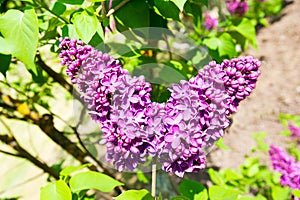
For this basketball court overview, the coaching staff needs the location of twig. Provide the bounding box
[0,149,19,157]
[106,0,130,17]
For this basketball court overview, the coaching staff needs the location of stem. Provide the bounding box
[151,161,157,197]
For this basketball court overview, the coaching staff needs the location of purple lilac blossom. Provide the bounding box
[59,37,261,177]
[269,145,300,190]
[204,12,218,30]
[288,122,300,140]
[226,0,249,17]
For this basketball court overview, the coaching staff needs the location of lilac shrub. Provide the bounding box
[269,145,300,190]
[59,37,261,177]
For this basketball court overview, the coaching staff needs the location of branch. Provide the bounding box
[36,53,82,102]
[0,134,60,179]
[106,0,130,17]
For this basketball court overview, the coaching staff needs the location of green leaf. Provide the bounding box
[136,170,149,184]
[0,53,11,77]
[52,2,66,16]
[60,164,92,177]
[216,138,230,151]
[62,24,80,39]
[247,163,259,177]
[178,179,207,200]
[252,132,269,152]
[292,189,300,198]
[72,10,98,43]
[217,33,237,58]
[114,0,149,28]
[0,9,38,74]
[238,195,267,200]
[208,168,226,186]
[40,180,72,200]
[58,0,84,5]
[171,0,187,11]
[203,37,220,50]
[154,0,180,21]
[224,169,242,181]
[69,171,124,193]
[203,33,236,58]
[115,189,154,200]
[209,186,240,200]
[271,186,290,200]
[194,189,208,200]
[233,18,257,49]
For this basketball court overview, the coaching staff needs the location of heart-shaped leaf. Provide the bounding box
[72,10,98,43]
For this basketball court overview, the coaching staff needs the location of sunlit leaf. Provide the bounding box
[115,189,153,200]
[233,18,257,49]
[271,186,290,200]
[40,180,72,200]
[209,186,240,200]
[69,171,124,193]
[60,164,92,177]
[72,10,98,43]
[0,9,38,74]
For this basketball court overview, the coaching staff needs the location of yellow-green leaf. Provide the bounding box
[0,9,38,74]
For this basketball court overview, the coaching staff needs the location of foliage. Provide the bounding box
[40,164,124,200]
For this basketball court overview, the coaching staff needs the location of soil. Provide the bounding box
[208,0,300,169]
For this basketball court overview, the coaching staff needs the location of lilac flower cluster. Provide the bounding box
[204,12,218,30]
[269,145,300,190]
[226,0,249,17]
[288,122,300,141]
[59,37,261,177]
